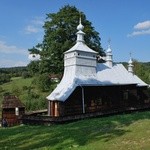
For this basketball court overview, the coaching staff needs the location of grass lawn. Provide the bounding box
[1,77,33,92]
[0,111,150,150]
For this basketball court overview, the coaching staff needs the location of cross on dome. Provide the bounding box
[128,52,134,74]
[76,16,85,43]
[107,38,112,53]
[77,17,84,31]
[108,38,111,46]
[128,52,133,64]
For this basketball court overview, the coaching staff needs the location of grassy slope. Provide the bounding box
[1,77,32,91]
[0,77,32,110]
[0,111,150,150]
[0,77,50,114]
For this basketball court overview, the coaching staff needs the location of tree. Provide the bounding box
[29,5,104,74]
[133,60,150,84]
[28,43,41,55]
[11,84,22,97]
[35,73,52,92]
[22,71,31,79]
[0,86,3,93]
[0,74,11,84]
[27,61,40,76]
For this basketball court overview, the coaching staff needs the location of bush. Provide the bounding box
[11,84,22,96]
[0,86,3,93]
[22,86,28,91]
[0,74,11,84]
[3,92,11,96]
[35,73,52,92]
[25,92,47,111]
[22,71,31,79]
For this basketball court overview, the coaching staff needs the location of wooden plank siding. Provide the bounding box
[48,85,150,117]
[22,104,150,125]
[1,95,25,126]
[2,108,25,126]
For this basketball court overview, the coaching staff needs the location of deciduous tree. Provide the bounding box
[28,5,104,74]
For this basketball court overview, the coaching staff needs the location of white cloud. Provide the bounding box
[0,40,27,55]
[25,25,39,34]
[31,17,44,26]
[127,29,150,37]
[0,40,29,67]
[28,54,40,61]
[0,59,28,68]
[24,17,44,34]
[128,20,150,37]
[134,20,150,30]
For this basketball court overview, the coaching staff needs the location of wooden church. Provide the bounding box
[47,19,149,117]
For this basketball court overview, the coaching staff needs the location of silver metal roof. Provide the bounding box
[47,62,147,101]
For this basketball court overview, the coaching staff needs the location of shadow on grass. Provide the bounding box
[0,111,149,150]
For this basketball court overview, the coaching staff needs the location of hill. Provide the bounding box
[0,111,150,150]
[0,77,51,113]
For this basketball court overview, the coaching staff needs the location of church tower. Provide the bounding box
[64,18,98,77]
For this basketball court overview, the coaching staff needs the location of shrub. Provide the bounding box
[22,71,31,79]
[35,73,52,92]
[11,84,22,96]
[25,93,47,111]
[0,86,3,93]
[22,86,29,91]
[0,74,11,84]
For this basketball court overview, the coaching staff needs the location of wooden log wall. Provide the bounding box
[2,108,25,126]
[48,101,64,117]
[48,85,149,117]
[22,103,150,125]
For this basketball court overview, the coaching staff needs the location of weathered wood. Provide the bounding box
[1,95,25,127]
[25,109,47,116]
[22,104,150,125]
[48,85,150,117]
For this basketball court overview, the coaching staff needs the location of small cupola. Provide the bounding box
[128,54,134,75]
[106,39,113,67]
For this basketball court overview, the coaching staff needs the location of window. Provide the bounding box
[97,98,102,105]
[123,91,128,100]
[15,107,19,116]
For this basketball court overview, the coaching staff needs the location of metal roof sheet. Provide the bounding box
[65,42,98,54]
[47,63,147,102]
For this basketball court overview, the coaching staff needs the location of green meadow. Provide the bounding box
[0,111,150,150]
[0,77,50,112]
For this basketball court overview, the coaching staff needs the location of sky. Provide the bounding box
[0,0,150,68]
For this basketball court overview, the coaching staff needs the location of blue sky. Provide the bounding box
[0,0,150,68]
